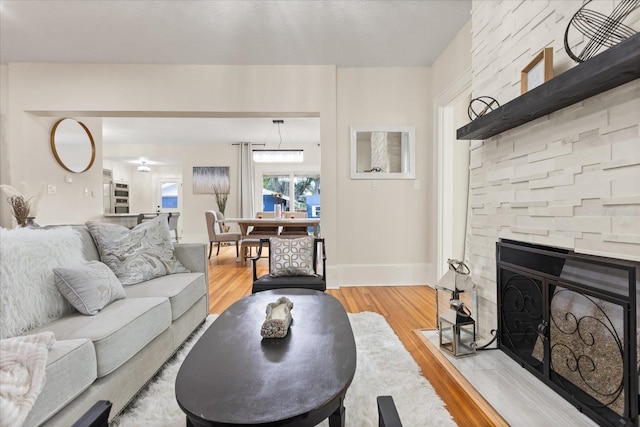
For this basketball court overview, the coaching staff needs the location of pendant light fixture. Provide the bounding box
[253,120,304,163]
[137,161,150,173]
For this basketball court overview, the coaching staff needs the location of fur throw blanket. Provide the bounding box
[0,332,55,427]
[0,226,85,339]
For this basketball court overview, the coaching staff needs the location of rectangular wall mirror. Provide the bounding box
[350,126,416,179]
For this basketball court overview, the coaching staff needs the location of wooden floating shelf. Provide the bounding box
[457,33,640,141]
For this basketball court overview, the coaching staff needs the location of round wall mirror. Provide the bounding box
[50,118,96,173]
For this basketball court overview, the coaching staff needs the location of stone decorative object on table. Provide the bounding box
[260,297,293,339]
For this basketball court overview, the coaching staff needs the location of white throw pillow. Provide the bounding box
[0,227,85,339]
[54,261,126,315]
[86,215,189,285]
[269,236,316,277]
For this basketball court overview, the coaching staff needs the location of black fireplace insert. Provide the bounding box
[497,239,639,426]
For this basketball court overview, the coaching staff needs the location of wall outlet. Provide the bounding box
[413,179,421,190]
[84,187,89,197]
[47,184,56,195]
[65,175,73,184]
[372,180,381,191]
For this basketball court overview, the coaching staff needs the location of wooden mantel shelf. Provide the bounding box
[456,33,640,141]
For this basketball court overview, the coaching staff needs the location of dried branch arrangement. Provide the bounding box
[212,182,230,215]
[0,184,42,227]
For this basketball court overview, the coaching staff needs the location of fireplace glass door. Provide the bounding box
[496,239,638,427]
[548,286,626,417]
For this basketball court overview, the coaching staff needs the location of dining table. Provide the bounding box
[223,217,321,264]
[225,217,321,239]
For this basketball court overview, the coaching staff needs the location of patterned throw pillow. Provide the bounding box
[86,215,189,285]
[269,236,315,277]
[54,261,126,315]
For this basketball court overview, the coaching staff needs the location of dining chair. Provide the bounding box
[237,213,276,265]
[280,211,309,236]
[205,211,240,259]
[137,213,159,224]
[167,212,180,242]
[240,236,263,265]
[138,212,180,242]
[251,236,326,294]
[248,211,279,236]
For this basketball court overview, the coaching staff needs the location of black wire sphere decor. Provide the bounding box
[467,96,500,121]
[564,0,639,63]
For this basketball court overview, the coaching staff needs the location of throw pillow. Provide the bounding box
[269,236,315,277]
[0,226,85,339]
[86,215,189,286]
[54,261,126,315]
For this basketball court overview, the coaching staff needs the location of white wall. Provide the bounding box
[0,65,11,224]
[431,20,472,93]
[1,20,480,289]
[336,67,433,285]
[2,62,451,287]
[2,63,338,266]
[468,0,640,336]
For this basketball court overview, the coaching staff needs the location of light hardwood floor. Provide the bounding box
[207,244,496,426]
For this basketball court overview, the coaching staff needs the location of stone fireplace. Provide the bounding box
[465,75,640,340]
[453,1,639,424]
[465,4,640,343]
[463,61,640,426]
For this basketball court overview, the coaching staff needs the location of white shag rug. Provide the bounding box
[112,312,456,427]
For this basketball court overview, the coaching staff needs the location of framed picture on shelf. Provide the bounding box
[521,47,553,94]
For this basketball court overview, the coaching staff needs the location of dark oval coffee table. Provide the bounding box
[175,289,357,427]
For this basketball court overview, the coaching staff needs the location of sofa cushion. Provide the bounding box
[54,261,126,315]
[86,216,189,286]
[0,227,85,339]
[29,297,171,377]
[24,339,96,427]
[124,272,206,321]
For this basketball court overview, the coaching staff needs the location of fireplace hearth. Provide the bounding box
[496,239,639,426]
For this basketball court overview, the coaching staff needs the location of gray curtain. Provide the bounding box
[238,142,255,218]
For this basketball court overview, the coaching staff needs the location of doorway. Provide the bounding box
[156,178,182,214]
[435,70,471,280]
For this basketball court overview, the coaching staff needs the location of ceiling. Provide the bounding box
[102,116,321,166]
[1,0,471,166]
[1,1,471,66]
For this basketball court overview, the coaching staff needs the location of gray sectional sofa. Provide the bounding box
[19,225,209,426]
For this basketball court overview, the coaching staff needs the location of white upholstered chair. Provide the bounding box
[205,211,240,259]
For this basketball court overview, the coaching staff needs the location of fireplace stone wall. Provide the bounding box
[467,0,640,337]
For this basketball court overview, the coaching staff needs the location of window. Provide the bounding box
[261,174,320,216]
[293,175,320,213]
